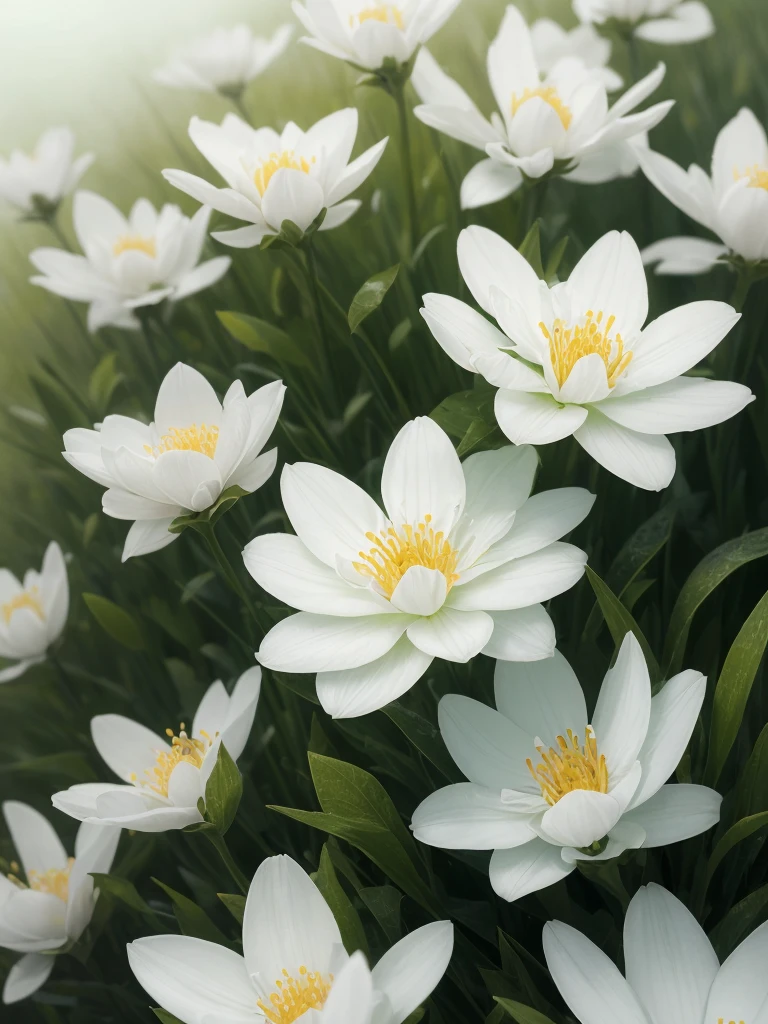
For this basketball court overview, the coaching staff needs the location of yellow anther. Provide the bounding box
[539,309,632,390]
[144,423,219,459]
[132,724,215,798]
[254,151,316,196]
[352,4,404,29]
[353,513,460,598]
[28,858,76,903]
[512,86,572,130]
[258,967,334,1024]
[527,727,609,806]
[2,586,45,624]
[113,235,157,258]
[734,162,768,191]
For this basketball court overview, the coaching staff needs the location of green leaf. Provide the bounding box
[430,383,496,442]
[82,593,145,651]
[169,485,249,534]
[89,873,161,926]
[737,723,768,817]
[359,885,402,944]
[204,743,243,835]
[705,589,768,785]
[217,311,310,368]
[88,352,123,412]
[662,526,768,675]
[705,811,768,888]
[585,568,659,680]
[495,997,557,1024]
[517,222,544,279]
[313,844,369,957]
[217,892,246,925]
[348,264,400,332]
[181,571,215,604]
[153,1010,184,1024]
[382,702,462,782]
[544,236,569,282]
[709,882,768,959]
[152,878,230,944]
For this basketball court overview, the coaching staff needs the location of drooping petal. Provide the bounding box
[372,921,453,1023]
[495,389,588,445]
[635,1,714,43]
[122,518,178,561]
[573,409,676,491]
[481,606,556,662]
[420,293,510,373]
[641,235,727,275]
[460,158,523,208]
[2,953,55,1004]
[489,841,574,902]
[411,784,536,850]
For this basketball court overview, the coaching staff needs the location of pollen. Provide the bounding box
[735,162,768,191]
[512,86,572,130]
[27,858,76,903]
[112,235,157,258]
[353,514,460,599]
[2,586,45,624]
[129,725,217,798]
[539,310,632,391]
[718,1020,746,1024]
[258,966,334,1024]
[144,423,220,459]
[352,4,404,29]
[527,727,609,806]
[254,151,316,196]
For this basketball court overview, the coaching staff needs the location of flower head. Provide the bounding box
[127,853,453,1024]
[411,634,721,901]
[162,108,388,249]
[29,192,231,332]
[0,542,68,684]
[0,127,93,216]
[0,802,119,1004]
[639,107,768,273]
[574,0,714,45]
[62,363,285,561]
[292,0,462,73]
[544,883,768,1024]
[422,227,753,490]
[51,668,261,832]
[154,23,293,93]
[530,18,622,90]
[244,416,592,718]
[412,5,672,209]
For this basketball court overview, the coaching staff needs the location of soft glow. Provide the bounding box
[131,724,214,798]
[254,151,315,196]
[113,235,157,258]
[2,586,45,624]
[539,310,633,390]
[258,966,334,1024]
[353,515,460,598]
[527,727,609,806]
[512,86,572,130]
[145,424,220,459]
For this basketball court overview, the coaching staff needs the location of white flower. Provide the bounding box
[154,24,293,93]
[244,416,592,719]
[127,853,453,1024]
[29,192,231,332]
[411,5,672,209]
[530,18,622,90]
[421,227,753,491]
[411,633,722,902]
[544,882,768,1024]
[51,668,261,832]
[0,542,68,684]
[0,127,93,215]
[163,109,388,249]
[62,363,285,561]
[0,802,120,1004]
[292,0,462,73]
[574,0,714,45]
[638,107,768,274]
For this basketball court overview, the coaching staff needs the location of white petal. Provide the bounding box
[635,147,714,231]
[154,362,222,434]
[420,293,510,373]
[325,137,388,206]
[596,377,753,434]
[2,953,55,1004]
[478,487,595,567]
[460,158,522,209]
[211,224,269,248]
[411,783,536,850]
[122,518,178,561]
[540,790,623,848]
[391,566,448,616]
[494,650,587,747]
[438,694,536,792]
[623,784,722,847]
[705,917,768,1024]
[90,714,168,783]
[65,825,120,942]
[593,633,651,780]
[495,389,588,444]
[173,257,231,301]
[458,444,539,563]
[574,409,676,491]
[2,801,67,877]
[566,230,648,340]
[319,199,361,230]
[641,236,727,275]
[261,168,325,233]
[407,607,493,663]
[489,841,574,902]
[482,606,556,662]
[372,921,453,1023]
[322,952,373,1024]
[635,2,714,43]
[152,450,222,512]
[257,612,412,673]
[457,224,542,317]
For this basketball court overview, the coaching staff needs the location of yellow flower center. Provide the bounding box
[734,163,768,191]
[258,967,334,1024]
[512,86,572,130]
[718,1020,746,1024]
[527,728,608,806]
[353,514,460,599]
[352,4,404,28]
[539,310,632,391]
[112,235,157,258]
[130,724,216,798]
[2,586,45,624]
[254,151,316,196]
[144,424,220,459]
[27,858,76,903]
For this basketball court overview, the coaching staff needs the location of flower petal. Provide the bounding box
[490,841,574,902]
[2,802,67,878]
[539,790,623,848]
[457,225,542,317]
[391,566,448,616]
[411,783,536,850]
[261,168,325,233]
[372,921,453,1023]
[596,377,753,434]
[438,694,536,792]
[495,389,588,445]
[574,409,676,491]
[90,714,168,784]
[565,230,648,340]
[592,633,651,780]
[705,917,768,1024]
[2,953,55,1004]
[494,650,587,747]
[641,235,727,275]
[407,607,493,663]
[420,293,510,373]
[460,158,523,209]
[257,612,413,673]
[482,606,556,662]
[623,784,722,847]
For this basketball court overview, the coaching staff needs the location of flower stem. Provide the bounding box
[392,79,419,260]
[303,238,340,414]
[201,521,265,638]
[46,216,73,252]
[205,829,250,895]
[730,266,755,312]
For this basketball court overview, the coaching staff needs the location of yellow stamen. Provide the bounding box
[718,1020,746,1024]
[352,4,404,29]
[512,86,572,130]
[539,310,632,390]
[112,235,157,258]
[353,514,460,599]
[254,151,316,196]
[258,966,334,1024]
[734,162,768,191]
[129,725,217,798]
[27,858,76,903]
[2,586,45,624]
[527,727,608,806]
[144,423,219,459]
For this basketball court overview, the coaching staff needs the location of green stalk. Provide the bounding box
[205,830,250,895]
[303,237,341,415]
[392,79,419,259]
[201,521,264,637]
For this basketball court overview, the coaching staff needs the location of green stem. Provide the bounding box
[46,217,73,252]
[202,521,265,638]
[205,830,250,895]
[392,80,419,259]
[50,653,79,714]
[626,33,641,84]
[731,266,755,313]
[303,238,340,414]
[138,316,163,385]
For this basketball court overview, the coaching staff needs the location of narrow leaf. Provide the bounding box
[585,567,659,680]
[83,593,145,651]
[348,265,400,332]
[204,743,243,835]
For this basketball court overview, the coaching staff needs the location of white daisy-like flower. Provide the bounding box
[62,363,285,561]
[163,109,387,249]
[51,668,261,832]
[29,192,231,332]
[153,24,293,94]
[639,108,768,274]
[411,634,722,902]
[421,227,753,491]
[544,883,768,1024]
[574,0,714,45]
[0,127,93,216]
[291,0,462,74]
[127,854,454,1024]
[530,18,622,91]
[0,803,120,1004]
[0,542,68,684]
[244,416,592,719]
[411,5,672,209]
